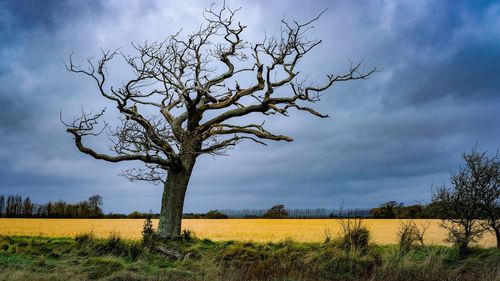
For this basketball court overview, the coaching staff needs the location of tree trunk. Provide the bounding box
[495,228,500,249]
[458,242,469,257]
[157,156,197,239]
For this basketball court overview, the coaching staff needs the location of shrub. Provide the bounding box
[338,217,370,252]
[141,212,155,247]
[397,220,428,252]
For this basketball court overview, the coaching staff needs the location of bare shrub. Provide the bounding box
[337,217,370,252]
[397,220,429,252]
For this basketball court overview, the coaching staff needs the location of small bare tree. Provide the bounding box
[431,149,499,255]
[433,186,484,256]
[62,3,375,238]
[464,149,500,249]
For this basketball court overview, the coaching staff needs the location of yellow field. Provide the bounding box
[0,218,495,247]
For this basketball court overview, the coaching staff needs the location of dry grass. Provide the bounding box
[0,218,495,246]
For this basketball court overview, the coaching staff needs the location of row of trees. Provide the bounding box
[218,203,438,219]
[0,195,34,217]
[121,210,229,219]
[227,203,436,219]
[220,208,372,218]
[219,203,436,219]
[369,201,442,219]
[0,195,103,218]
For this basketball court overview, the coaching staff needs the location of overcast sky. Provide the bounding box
[0,0,499,213]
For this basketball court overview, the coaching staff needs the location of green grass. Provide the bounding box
[0,235,498,281]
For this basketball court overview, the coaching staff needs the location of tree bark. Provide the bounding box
[458,242,469,257]
[495,228,500,249]
[157,155,197,239]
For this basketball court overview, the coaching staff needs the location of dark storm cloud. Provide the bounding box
[1,0,105,30]
[2,0,61,29]
[0,0,499,213]
[0,95,31,130]
[384,31,500,107]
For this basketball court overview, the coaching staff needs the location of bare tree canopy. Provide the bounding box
[463,149,500,248]
[62,3,375,238]
[432,147,500,254]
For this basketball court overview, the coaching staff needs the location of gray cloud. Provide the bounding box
[0,0,499,213]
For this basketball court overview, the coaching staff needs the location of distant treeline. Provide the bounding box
[219,202,440,219]
[0,194,104,218]
[368,201,440,219]
[0,194,440,219]
[108,210,229,219]
[219,208,372,218]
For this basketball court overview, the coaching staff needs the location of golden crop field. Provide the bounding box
[0,218,495,247]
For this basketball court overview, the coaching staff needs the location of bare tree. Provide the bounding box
[433,187,483,256]
[463,149,500,249]
[62,4,375,238]
[431,148,500,255]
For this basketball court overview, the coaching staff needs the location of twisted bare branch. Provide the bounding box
[64,2,375,181]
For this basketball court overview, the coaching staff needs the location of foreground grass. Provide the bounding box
[0,235,499,281]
